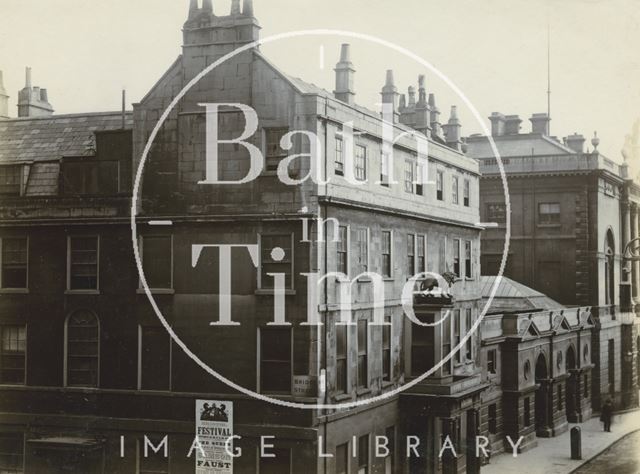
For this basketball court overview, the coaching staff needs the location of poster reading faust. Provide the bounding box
[195,400,234,474]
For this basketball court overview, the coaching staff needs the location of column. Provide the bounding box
[632,206,638,298]
[441,417,458,474]
[636,207,640,298]
[624,202,631,277]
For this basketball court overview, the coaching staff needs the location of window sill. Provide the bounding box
[65,290,100,295]
[136,288,175,295]
[0,288,29,294]
[381,380,394,389]
[537,223,561,228]
[383,277,394,282]
[254,289,296,296]
[356,387,372,397]
[333,393,352,402]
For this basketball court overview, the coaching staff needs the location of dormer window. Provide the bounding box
[0,166,21,196]
[61,160,119,195]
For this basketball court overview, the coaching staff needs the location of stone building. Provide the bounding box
[477,276,594,457]
[0,1,490,473]
[466,113,640,413]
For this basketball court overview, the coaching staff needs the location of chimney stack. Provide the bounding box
[231,0,241,15]
[381,70,400,123]
[0,71,9,119]
[489,112,506,137]
[202,0,213,13]
[334,44,355,105]
[414,75,430,136]
[17,67,54,118]
[428,93,441,137]
[565,133,586,153]
[530,113,550,135]
[504,115,522,135]
[442,105,462,151]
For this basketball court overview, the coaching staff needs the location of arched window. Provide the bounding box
[605,230,615,305]
[65,310,99,387]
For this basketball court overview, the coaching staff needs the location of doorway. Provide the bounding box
[566,345,577,422]
[535,353,549,435]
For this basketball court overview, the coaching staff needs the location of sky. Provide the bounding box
[0,0,639,160]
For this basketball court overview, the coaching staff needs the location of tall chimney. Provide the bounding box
[334,44,355,105]
[489,112,506,137]
[381,70,400,123]
[25,67,32,89]
[399,94,407,110]
[202,0,213,13]
[0,71,9,119]
[407,86,416,107]
[188,0,198,18]
[428,93,441,137]
[243,0,254,16]
[442,105,462,151]
[530,113,550,135]
[414,75,430,136]
[231,0,241,15]
[417,75,427,104]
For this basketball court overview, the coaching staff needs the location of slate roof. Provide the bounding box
[480,275,564,313]
[465,133,576,159]
[0,111,132,164]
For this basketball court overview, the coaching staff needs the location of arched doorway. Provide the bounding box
[566,345,577,422]
[605,230,615,305]
[535,353,549,435]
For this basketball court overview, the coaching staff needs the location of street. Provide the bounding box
[574,430,640,473]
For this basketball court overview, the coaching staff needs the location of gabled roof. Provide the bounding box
[519,318,542,339]
[481,275,564,313]
[552,313,573,333]
[0,111,132,164]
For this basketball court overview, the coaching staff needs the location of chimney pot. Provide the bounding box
[417,74,427,104]
[188,0,198,18]
[25,67,32,88]
[443,105,462,150]
[408,86,416,107]
[339,43,351,62]
[428,93,442,137]
[381,70,399,123]
[385,69,395,87]
[334,44,355,105]
[243,0,254,16]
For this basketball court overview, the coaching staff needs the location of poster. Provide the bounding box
[196,400,234,474]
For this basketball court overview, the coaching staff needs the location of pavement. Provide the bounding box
[573,430,640,473]
[482,410,640,474]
